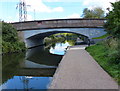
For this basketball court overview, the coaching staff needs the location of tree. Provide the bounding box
[82,7,105,18]
[104,1,120,38]
[2,22,18,42]
[2,22,26,53]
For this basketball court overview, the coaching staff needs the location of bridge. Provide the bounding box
[11,18,107,48]
[12,18,105,31]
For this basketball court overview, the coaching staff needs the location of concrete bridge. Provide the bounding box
[12,18,105,31]
[11,18,107,48]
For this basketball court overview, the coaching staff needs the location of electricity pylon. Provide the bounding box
[16,0,30,22]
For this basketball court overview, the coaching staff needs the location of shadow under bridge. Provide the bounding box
[24,28,106,48]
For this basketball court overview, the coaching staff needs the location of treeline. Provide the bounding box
[2,22,26,54]
[44,33,79,45]
[86,1,120,84]
[82,7,105,18]
[44,34,65,45]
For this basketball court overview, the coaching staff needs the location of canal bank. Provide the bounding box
[49,45,118,90]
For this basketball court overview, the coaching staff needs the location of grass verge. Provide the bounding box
[86,39,120,85]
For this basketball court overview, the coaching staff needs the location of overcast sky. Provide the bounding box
[0,0,117,22]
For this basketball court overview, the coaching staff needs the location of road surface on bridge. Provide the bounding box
[49,45,118,89]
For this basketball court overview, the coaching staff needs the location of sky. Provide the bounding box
[0,0,117,22]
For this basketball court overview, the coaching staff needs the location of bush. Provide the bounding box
[104,1,120,38]
[2,22,26,54]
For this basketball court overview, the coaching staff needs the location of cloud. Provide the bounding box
[52,7,63,12]
[5,16,15,23]
[25,0,64,13]
[43,0,60,2]
[27,14,33,21]
[0,0,19,2]
[82,0,117,12]
[83,1,90,6]
[66,13,80,18]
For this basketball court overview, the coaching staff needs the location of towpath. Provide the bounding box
[49,45,118,90]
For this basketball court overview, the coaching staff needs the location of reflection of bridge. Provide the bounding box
[18,46,62,76]
[2,46,62,84]
[11,18,107,48]
[23,46,62,67]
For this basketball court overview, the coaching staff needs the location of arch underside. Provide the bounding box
[24,28,106,48]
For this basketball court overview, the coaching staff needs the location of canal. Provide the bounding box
[1,40,76,90]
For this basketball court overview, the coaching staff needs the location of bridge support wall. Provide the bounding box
[18,31,24,42]
[83,37,89,44]
[25,38,44,48]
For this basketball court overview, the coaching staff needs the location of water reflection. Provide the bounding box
[26,46,62,67]
[1,41,73,90]
[2,52,26,85]
[2,76,52,90]
[50,42,70,55]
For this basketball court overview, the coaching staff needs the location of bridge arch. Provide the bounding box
[25,30,93,48]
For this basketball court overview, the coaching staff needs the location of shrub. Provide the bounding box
[2,22,26,54]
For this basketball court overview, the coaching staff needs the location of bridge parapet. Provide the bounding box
[11,18,106,31]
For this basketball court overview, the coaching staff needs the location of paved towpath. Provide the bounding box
[49,45,118,89]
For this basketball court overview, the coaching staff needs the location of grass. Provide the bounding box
[92,34,109,39]
[86,40,120,85]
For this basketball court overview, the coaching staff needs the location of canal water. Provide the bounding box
[1,40,76,90]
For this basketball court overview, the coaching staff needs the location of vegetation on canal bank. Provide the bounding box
[86,1,120,85]
[44,33,78,45]
[44,36,65,45]
[2,22,26,54]
[86,38,120,84]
